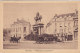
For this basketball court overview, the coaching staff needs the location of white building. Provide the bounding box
[10,19,31,40]
[46,10,78,40]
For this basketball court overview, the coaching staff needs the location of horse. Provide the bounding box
[10,37,21,43]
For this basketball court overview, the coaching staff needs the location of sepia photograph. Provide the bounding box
[3,2,78,49]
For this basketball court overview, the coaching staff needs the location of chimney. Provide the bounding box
[75,9,78,14]
[17,18,19,21]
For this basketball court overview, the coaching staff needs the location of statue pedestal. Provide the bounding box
[33,23,44,37]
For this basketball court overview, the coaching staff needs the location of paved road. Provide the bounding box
[3,40,78,49]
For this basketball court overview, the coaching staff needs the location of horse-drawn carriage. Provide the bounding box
[10,36,21,43]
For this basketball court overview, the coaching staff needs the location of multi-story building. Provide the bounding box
[73,13,78,40]
[10,19,31,40]
[46,10,78,40]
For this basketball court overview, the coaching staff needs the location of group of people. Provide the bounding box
[10,35,21,43]
[36,33,73,44]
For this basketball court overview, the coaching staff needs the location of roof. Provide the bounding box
[54,13,77,18]
[11,19,30,26]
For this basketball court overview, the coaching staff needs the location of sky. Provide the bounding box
[3,3,78,28]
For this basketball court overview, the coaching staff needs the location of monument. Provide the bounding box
[33,12,44,40]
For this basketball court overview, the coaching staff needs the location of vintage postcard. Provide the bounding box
[0,1,80,53]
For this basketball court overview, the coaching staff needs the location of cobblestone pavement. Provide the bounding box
[3,40,78,49]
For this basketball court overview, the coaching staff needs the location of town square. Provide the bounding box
[3,3,78,49]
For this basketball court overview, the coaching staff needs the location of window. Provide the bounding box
[24,27,26,32]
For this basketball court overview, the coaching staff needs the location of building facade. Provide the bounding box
[46,10,78,40]
[10,19,31,40]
